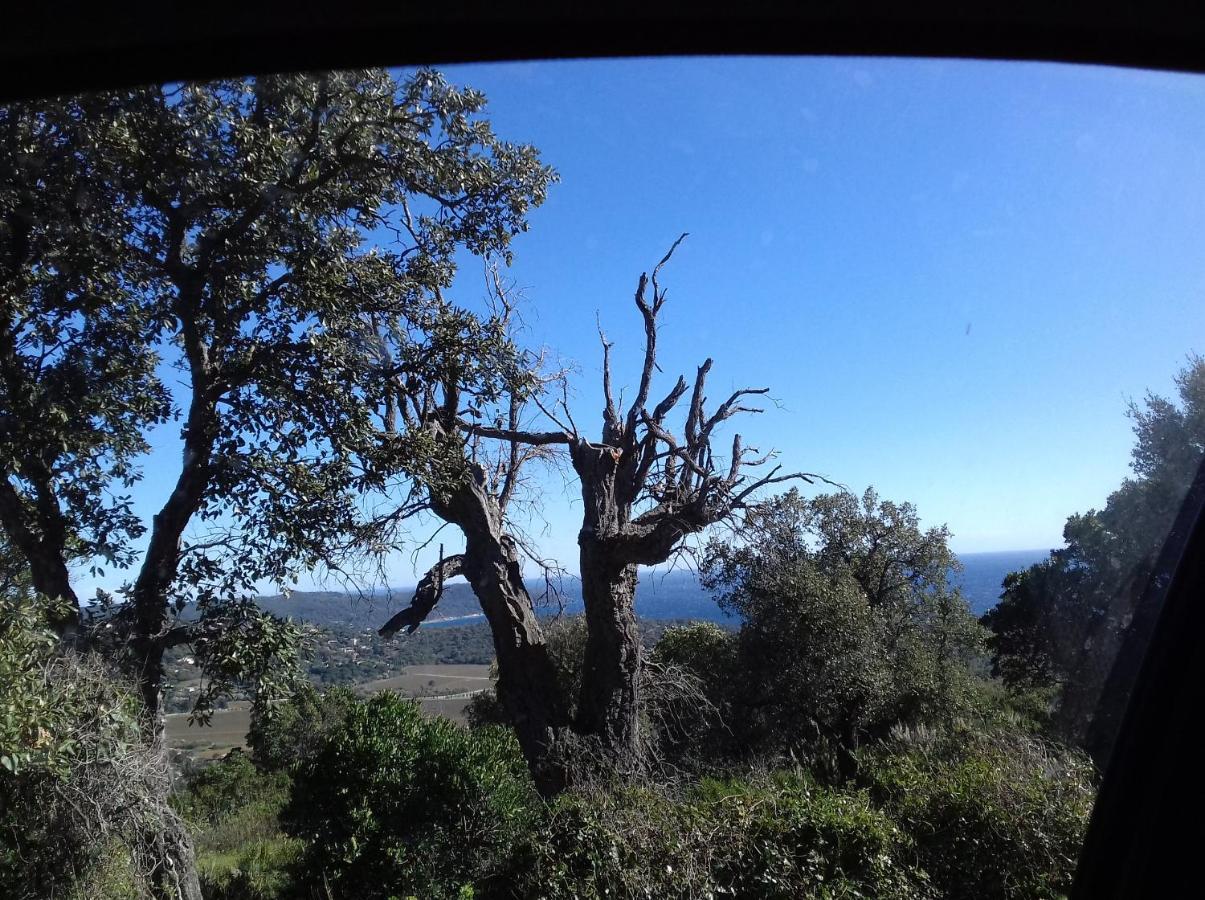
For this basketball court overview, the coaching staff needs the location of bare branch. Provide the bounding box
[530,391,575,436]
[730,469,820,507]
[702,386,770,439]
[650,232,689,310]
[597,314,621,442]
[641,412,710,480]
[379,553,466,637]
[625,234,689,438]
[649,375,689,424]
[461,422,572,446]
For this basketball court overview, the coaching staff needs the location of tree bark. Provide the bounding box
[402,461,572,795]
[569,439,647,772]
[462,530,571,795]
[576,547,643,767]
[0,474,80,636]
[146,815,203,900]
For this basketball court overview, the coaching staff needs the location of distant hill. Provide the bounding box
[232,549,1048,630]
[250,583,483,632]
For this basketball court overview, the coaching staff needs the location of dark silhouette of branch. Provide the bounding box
[378,552,466,637]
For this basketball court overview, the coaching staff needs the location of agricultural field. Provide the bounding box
[166,663,492,758]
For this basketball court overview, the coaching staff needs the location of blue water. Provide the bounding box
[955,550,1049,615]
[284,547,1052,631]
[518,548,1050,625]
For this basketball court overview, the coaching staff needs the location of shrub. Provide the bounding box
[247,683,358,773]
[174,750,301,900]
[195,837,305,900]
[499,773,932,899]
[1,592,180,898]
[701,489,988,759]
[861,729,1096,899]
[282,692,538,899]
[644,623,735,765]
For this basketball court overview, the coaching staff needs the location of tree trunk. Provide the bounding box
[146,815,203,900]
[462,532,571,795]
[569,439,646,773]
[575,549,643,771]
[0,479,81,636]
[424,463,572,795]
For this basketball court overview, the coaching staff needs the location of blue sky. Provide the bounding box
[77,56,1205,596]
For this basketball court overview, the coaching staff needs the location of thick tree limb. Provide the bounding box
[379,553,466,637]
[461,422,572,446]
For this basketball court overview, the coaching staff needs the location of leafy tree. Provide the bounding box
[702,488,984,762]
[361,289,575,795]
[1,67,552,893]
[1,67,551,720]
[1,95,169,634]
[983,355,1205,756]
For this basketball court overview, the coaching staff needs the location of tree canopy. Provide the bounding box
[983,355,1205,755]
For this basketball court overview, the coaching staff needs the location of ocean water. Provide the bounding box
[360,548,1055,629]
[621,549,1050,623]
[955,549,1050,615]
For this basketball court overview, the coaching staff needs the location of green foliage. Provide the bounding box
[282,692,538,899]
[174,751,300,900]
[188,600,311,726]
[0,592,144,777]
[1,97,171,625]
[702,488,985,757]
[0,591,173,898]
[862,729,1096,899]
[647,622,737,761]
[501,774,931,899]
[983,355,1205,747]
[651,621,735,684]
[197,837,305,900]
[1,591,75,775]
[3,68,555,728]
[247,683,357,773]
[175,750,290,831]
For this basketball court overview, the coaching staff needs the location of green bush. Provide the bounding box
[172,750,301,899]
[247,683,358,773]
[499,773,932,899]
[1,592,170,898]
[282,692,539,899]
[862,729,1096,899]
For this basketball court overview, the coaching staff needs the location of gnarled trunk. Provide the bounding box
[570,439,647,773]
[146,815,203,900]
[463,530,571,795]
[576,548,643,769]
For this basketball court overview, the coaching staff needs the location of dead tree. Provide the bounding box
[466,236,816,772]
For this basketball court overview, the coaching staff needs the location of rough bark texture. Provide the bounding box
[148,817,204,900]
[382,455,571,795]
[0,476,78,633]
[570,440,646,768]
[576,548,642,764]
